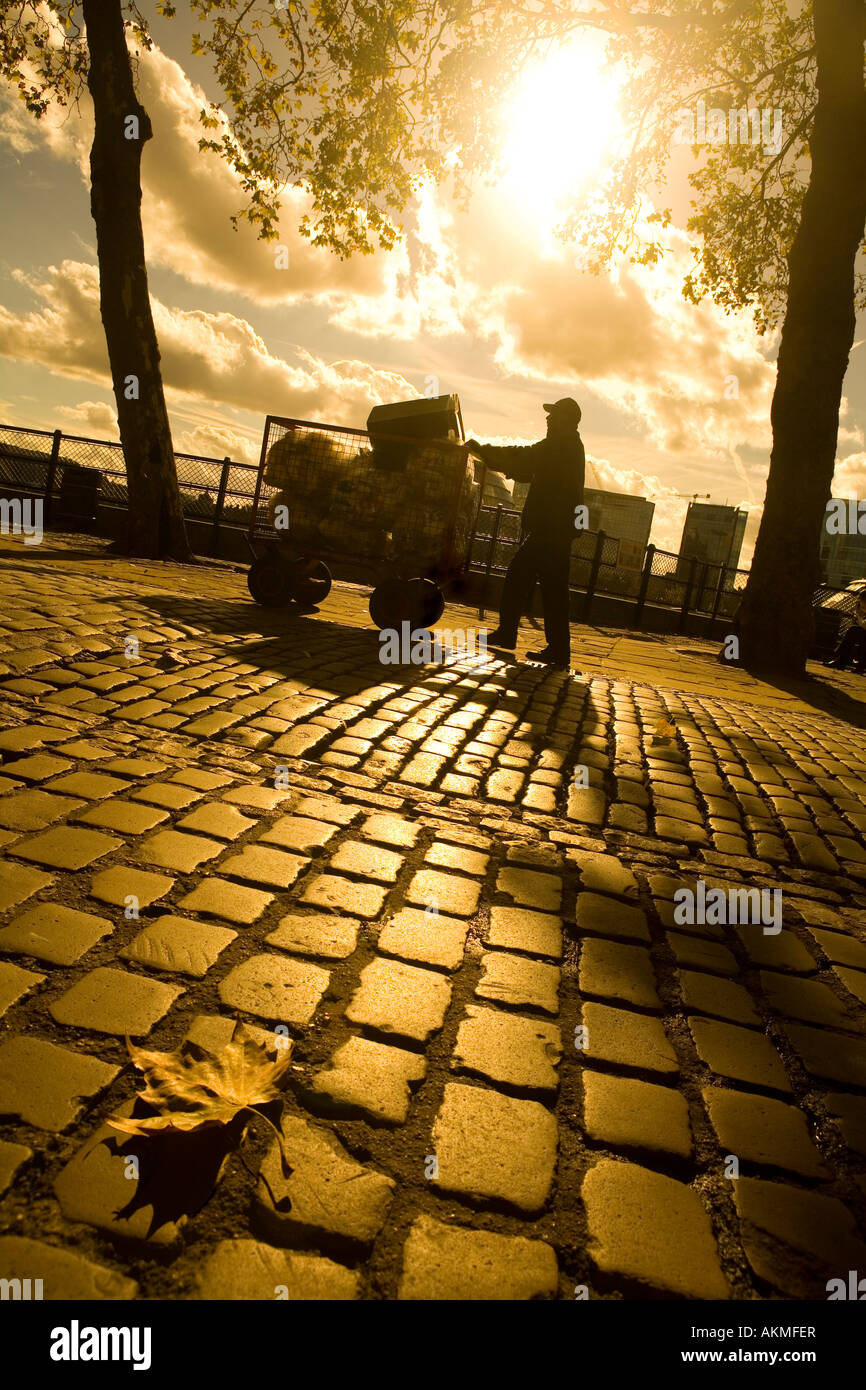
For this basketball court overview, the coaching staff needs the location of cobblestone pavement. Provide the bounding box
[1,533,866,1301]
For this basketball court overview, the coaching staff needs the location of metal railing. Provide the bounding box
[0,421,753,632]
[470,503,750,631]
[0,423,259,553]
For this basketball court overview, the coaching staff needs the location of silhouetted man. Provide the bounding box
[467,397,585,669]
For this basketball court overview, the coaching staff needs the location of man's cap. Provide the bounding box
[543,397,581,424]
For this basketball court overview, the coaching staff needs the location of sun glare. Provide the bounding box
[498,43,622,235]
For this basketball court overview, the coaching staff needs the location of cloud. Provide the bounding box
[0,260,416,427]
[832,451,866,500]
[174,423,257,465]
[0,42,397,309]
[57,400,118,436]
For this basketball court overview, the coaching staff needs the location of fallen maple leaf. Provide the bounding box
[654,717,677,739]
[107,1023,293,1164]
[154,648,186,670]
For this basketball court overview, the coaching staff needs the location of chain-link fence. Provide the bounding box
[811,580,866,660]
[0,422,260,538]
[1,420,756,633]
[471,502,750,632]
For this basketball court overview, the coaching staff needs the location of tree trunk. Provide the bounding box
[737,0,866,674]
[82,0,192,561]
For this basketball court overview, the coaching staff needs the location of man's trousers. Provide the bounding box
[498,532,572,660]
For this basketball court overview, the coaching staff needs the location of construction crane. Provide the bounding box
[674,492,710,504]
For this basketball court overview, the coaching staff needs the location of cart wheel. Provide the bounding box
[369,577,444,631]
[247,554,293,607]
[291,559,332,607]
[417,579,445,627]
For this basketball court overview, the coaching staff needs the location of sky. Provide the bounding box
[1,6,865,562]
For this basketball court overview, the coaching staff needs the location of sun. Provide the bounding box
[498,41,622,234]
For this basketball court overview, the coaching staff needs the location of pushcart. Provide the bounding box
[246,414,486,630]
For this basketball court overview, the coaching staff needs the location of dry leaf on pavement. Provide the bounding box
[107,1023,293,1168]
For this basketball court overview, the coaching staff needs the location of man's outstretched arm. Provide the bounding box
[465,439,543,482]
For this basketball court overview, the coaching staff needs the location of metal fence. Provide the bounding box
[1,420,753,632]
[0,423,259,548]
[471,503,750,631]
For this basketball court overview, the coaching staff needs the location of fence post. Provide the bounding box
[634,543,655,629]
[211,457,231,557]
[44,429,61,523]
[479,505,503,621]
[678,555,698,633]
[695,561,709,615]
[584,529,606,622]
[709,563,728,625]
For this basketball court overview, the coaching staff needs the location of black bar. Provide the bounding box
[211,456,231,557]
[634,542,655,629]
[584,529,606,622]
[479,504,503,621]
[679,554,699,633]
[44,428,61,523]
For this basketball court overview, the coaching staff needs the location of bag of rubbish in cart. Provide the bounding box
[264,428,347,499]
[267,491,324,548]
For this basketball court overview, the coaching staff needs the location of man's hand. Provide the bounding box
[465,438,485,455]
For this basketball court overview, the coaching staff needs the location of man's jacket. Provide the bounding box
[478,432,585,544]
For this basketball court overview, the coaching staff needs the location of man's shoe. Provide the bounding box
[486,628,517,649]
[526,647,569,669]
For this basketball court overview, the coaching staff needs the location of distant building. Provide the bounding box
[583,488,655,568]
[482,470,514,507]
[679,502,747,571]
[820,499,866,586]
[509,482,654,568]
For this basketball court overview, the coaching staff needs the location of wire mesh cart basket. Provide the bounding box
[247,414,486,630]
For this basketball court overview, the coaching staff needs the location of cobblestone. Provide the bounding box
[431,1081,557,1213]
[12,825,122,870]
[267,912,360,960]
[0,901,114,965]
[0,1141,31,1196]
[49,966,184,1036]
[301,873,387,917]
[398,1216,557,1300]
[688,1017,792,1092]
[346,956,452,1043]
[311,1035,426,1123]
[575,892,650,943]
[475,951,561,1014]
[453,1005,561,1091]
[376,907,468,971]
[178,878,274,924]
[405,868,480,917]
[195,1239,358,1300]
[583,1159,729,1298]
[581,1002,678,1076]
[487,905,562,959]
[733,1177,866,1298]
[121,917,236,976]
[256,1112,394,1246]
[703,1087,827,1178]
[0,1236,138,1299]
[0,1036,119,1131]
[582,1072,692,1159]
[218,954,329,1026]
[579,938,660,1010]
